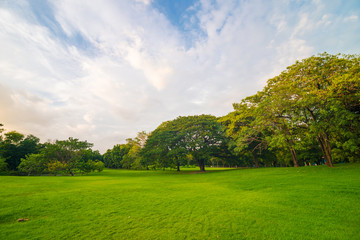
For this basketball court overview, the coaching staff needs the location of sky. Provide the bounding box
[0,0,359,153]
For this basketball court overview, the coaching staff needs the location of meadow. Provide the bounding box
[1,164,359,240]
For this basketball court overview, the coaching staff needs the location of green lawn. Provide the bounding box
[1,164,359,239]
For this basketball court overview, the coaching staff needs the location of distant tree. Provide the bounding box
[4,131,24,144]
[103,144,131,168]
[76,149,104,174]
[42,137,93,175]
[0,131,42,171]
[122,132,148,170]
[141,121,187,171]
[142,115,225,171]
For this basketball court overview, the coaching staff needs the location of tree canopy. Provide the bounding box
[223,53,360,167]
[141,115,226,171]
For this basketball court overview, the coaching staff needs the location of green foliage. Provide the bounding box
[77,160,105,174]
[220,103,270,168]
[0,157,8,172]
[94,160,105,172]
[18,153,47,175]
[275,53,359,166]
[41,138,94,175]
[142,115,226,171]
[15,137,103,176]
[226,53,360,167]
[4,131,24,144]
[123,142,142,170]
[0,124,103,175]
[103,144,130,168]
[0,130,42,171]
[47,161,69,175]
[103,131,148,170]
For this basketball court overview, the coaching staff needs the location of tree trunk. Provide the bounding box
[198,159,205,171]
[306,107,334,167]
[316,133,334,167]
[252,152,259,168]
[177,162,180,171]
[289,147,299,167]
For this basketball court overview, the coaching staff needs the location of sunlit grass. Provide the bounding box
[1,164,359,239]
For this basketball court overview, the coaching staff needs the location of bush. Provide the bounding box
[77,160,105,174]
[18,154,47,175]
[94,161,104,172]
[47,161,69,175]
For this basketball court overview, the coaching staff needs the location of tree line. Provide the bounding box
[1,53,359,174]
[0,126,104,175]
[103,53,360,171]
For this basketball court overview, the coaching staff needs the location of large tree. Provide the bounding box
[224,53,360,167]
[142,115,225,171]
[141,120,187,171]
[263,53,360,167]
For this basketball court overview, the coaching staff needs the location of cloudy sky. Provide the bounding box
[0,0,359,152]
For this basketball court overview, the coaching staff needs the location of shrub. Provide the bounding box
[94,161,104,172]
[47,161,69,175]
[18,153,47,175]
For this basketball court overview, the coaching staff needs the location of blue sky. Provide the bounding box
[0,0,359,152]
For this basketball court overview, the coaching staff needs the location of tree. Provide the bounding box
[142,115,225,171]
[122,132,148,170]
[225,53,359,167]
[220,101,270,168]
[0,131,24,171]
[0,131,42,171]
[103,144,131,168]
[4,131,24,144]
[263,53,360,166]
[18,153,47,175]
[0,128,43,171]
[141,121,187,171]
[42,137,93,175]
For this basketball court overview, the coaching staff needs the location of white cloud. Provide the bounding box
[344,15,358,22]
[135,0,152,5]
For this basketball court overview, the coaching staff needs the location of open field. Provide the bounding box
[1,164,359,240]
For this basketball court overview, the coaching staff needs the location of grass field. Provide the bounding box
[1,164,359,240]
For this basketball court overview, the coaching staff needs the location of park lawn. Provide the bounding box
[0,164,359,240]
